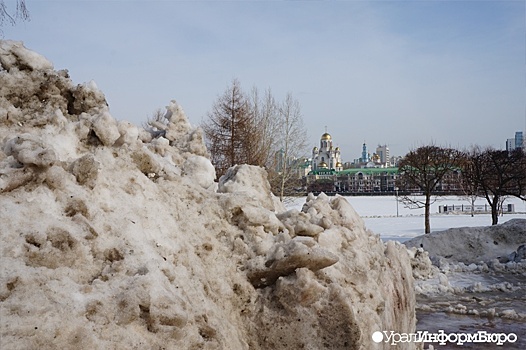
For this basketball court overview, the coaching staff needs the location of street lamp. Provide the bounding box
[395,187,399,217]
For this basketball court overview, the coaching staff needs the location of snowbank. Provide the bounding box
[0,41,418,349]
[403,217,526,324]
[403,219,526,293]
[404,219,526,265]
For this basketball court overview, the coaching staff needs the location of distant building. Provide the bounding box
[306,167,464,195]
[506,131,524,151]
[360,142,370,163]
[515,131,524,150]
[336,168,398,193]
[275,150,311,179]
[375,144,391,167]
[307,131,407,194]
[506,138,516,152]
[390,155,402,167]
[293,157,312,179]
[311,131,343,171]
[349,143,392,168]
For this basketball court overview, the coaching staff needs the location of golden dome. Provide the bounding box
[319,162,328,168]
[321,132,331,140]
[336,162,342,167]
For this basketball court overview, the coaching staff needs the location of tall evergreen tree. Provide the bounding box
[202,80,308,195]
[202,79,259,178]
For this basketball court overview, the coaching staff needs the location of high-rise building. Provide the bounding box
[506,131,525,151]
[376,145,390,167]
[515,131,524,150]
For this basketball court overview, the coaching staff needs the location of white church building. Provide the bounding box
[311,132,343,172]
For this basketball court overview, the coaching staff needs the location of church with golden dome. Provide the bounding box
[311,131,343,172]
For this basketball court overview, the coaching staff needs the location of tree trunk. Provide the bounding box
[424,194,431,234]
[491,198,499,225]
[279,163,287,202]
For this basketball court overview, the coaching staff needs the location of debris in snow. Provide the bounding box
[246,237,339,288]
[506,243,526,263]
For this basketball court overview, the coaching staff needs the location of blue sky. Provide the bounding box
[3,0,525,159]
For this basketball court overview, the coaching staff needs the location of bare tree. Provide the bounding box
[463,147,526,225]
[273,93,308,201]
[397,145,462,233]
[248,86,280,171]
[1,0,29,35]
[458,152,480,217]
[202,80,308,192]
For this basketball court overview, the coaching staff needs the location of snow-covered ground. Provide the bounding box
[287,196,526,241]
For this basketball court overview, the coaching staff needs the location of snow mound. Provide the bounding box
[404,219,526,264]
[407,247,438,280]
[0,41,417,349]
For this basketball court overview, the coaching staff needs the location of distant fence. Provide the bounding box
[438,203,515,214]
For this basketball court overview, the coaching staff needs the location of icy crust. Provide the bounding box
[1,41,417,349]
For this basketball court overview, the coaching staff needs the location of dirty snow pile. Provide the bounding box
[403,220,526,321]
[405,219,526,266]
[0,41,418,349]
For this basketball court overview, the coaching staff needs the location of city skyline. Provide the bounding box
[310,128,525,165]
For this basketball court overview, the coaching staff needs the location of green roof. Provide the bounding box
[337,167,399,175]
[309,167,399,176]
[308,169,337,175]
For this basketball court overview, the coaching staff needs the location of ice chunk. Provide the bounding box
[114,120,139,146]
[218,164,276,211]
[182,155,215,189]
[246,237,339,288]
[91,110,120,146]
[4,134,57,167]
[0,40,54,71]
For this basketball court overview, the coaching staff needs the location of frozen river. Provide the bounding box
[286,195,526,349]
